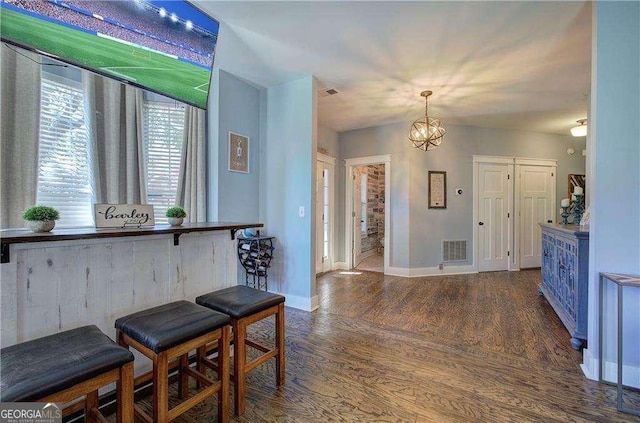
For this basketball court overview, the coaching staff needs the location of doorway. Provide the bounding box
[315,153,335,275]
[345,155,391,274]
[353,164,386,272]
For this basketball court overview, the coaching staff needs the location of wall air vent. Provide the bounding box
[443,240,467,262]
[318,88,339,98]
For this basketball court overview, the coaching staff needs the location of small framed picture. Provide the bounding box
[428,171,447,209]
[229,131,249,173]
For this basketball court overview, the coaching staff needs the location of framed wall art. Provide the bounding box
[428,171,447,209]
[229,131,249,173]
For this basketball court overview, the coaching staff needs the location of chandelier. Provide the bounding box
[409,90,446,151]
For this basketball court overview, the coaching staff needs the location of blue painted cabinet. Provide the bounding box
[539,224,589,350]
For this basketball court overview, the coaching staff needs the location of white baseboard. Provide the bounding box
[581,347,640,388]
[273,292,319,312]
[310,295,319,311]
[602,360,640,388]
[386,266,410,277]
[332,261,348,270]
[581,347,598,381]
[386,264,477,278]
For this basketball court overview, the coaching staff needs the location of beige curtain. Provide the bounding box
[177,106,207,222]
[0,45,41,229]
[83,73,147,204]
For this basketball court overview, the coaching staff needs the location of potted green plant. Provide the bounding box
[22,205,60,232]
[166,206,187,226]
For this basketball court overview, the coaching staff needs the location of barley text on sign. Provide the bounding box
[94,204,155,228]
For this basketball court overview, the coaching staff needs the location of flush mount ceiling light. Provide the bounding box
[409,90,446,151]
[571,119,588,137]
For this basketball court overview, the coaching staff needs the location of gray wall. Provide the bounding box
[338,123,413,268]
[318,124,339,158]
[589,1,639,375]
[207,70,261,222]
[338,122,586,268]
[259,76,317,304]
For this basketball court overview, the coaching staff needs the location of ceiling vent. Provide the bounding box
[318,88,339,98]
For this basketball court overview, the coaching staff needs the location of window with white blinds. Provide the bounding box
[143,102,185,223]
[36,73,94,227]
[33,75,186,228]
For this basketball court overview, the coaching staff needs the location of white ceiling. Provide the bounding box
[197,1,592,135]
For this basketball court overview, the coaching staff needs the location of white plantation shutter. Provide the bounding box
[36,74,94,227]
[143,102,185,223]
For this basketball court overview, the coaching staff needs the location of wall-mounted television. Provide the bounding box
[1,0,219,109]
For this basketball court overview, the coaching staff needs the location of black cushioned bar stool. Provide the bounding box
[0,325,134,423]
[115,300,230,423]
[196,285,285,416]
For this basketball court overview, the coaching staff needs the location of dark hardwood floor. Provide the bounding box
[317,269,583,369]
[129,269,639,422]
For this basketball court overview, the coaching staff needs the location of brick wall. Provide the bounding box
[355,164,385,254]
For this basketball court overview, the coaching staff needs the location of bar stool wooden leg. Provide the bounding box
[197,345,207,390]
[153,352,169,422]
[115,332,134,423]
[234,319,247,416]
[178,353,189,399]
[85,390,99,423]
[276,302,285,385]
[219,325,230,423]
[117,362,134,423]
[117,331,128,350]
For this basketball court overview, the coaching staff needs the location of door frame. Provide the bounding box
[345,154,391,273]
[352,168,365,267]
[316,152,336,274]
[472,155,515,272]
[514,158,557,270]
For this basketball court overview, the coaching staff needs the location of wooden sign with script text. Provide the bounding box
[94,204,155,228]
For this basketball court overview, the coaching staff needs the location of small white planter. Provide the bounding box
[26,220,55,233]
[168,217,184,226]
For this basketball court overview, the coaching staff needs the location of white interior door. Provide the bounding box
[315,162,325,274]
[518,165,555,268]
[316,158,334,274]
[478,163,511,272]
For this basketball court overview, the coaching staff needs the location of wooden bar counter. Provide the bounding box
[0,222,262,361]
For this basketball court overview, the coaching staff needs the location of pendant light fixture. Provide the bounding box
[408,90,446,151]
[571,119,587,137]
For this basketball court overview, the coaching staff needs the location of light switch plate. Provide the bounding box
[298,206,305,217]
